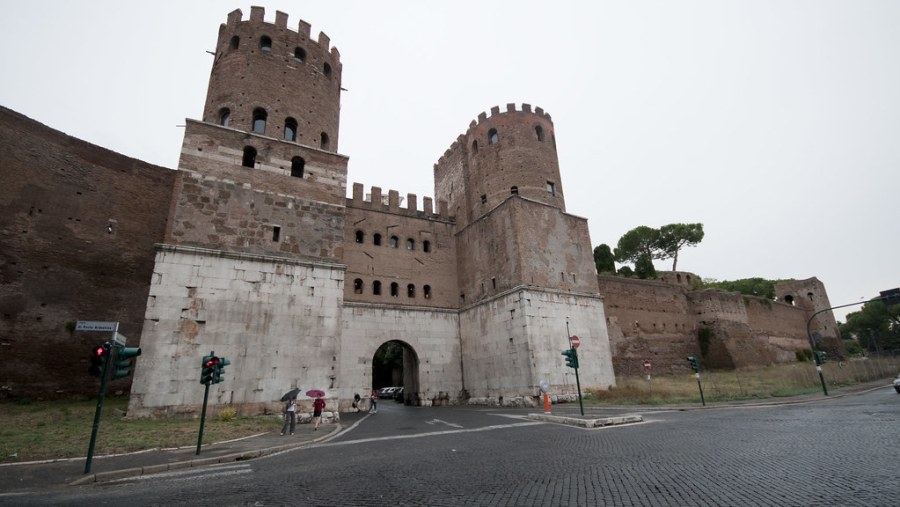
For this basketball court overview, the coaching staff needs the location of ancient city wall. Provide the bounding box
[459,288,614,401]
[0,107,174,399]
[128,245,345,417]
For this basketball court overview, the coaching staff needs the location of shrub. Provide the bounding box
[217,405,237,421]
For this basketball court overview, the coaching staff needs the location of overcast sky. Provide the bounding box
[2,1,897,322]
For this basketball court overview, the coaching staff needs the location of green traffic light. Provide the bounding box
[111,346,142,380]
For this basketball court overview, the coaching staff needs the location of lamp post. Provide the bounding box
[805,295,891,396]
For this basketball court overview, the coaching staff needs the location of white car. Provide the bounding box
[893,375,900,394]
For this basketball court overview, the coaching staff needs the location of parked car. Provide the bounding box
[393,387,404,402]
[377,387,398,398]
[893,375,900,394]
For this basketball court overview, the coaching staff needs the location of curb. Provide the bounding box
[68,426,341,486]
[527,413,643,428]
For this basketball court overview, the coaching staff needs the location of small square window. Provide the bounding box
[481,194,487,204]
[546,182,555,196]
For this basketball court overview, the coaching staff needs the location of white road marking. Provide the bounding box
[425,419,463,428]
[319,421,545,447]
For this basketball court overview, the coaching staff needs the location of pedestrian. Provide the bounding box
[352,393,361,412]
[281,398,296,435]
[313,396,326,430]
[369,388,378,413]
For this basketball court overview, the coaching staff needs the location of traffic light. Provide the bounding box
[687,355,700,373]
[111,346,142,380]
[88,343,111,377]
[814,350,827,365]
[201,355,219,385]
[561,348,579,369]
[213,357,231,384]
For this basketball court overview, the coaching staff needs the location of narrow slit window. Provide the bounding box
[373,281,382,295]
[260,36,272,52]
[390,236,398,248]
[373,233,382,246]
[272,226,281,242]
[242,146,257,168]
[423,240,431,253]
[229,36,240,50]
[353,279,363,294]
[252,108,267,133]
[535,125,544,141]
[407,284,415,298]
[219,108,231,127]
[510,186,518,195]
[355,230,364,243]
[294,47,306,62]
[424,285,432,299]
[406,239,414,250]
[320,132,330,150]
[546,181,555,196]
[323,62,332,77]
[291,156,305,178]
[488,128,499,145]
[390,283,399,297]
[284,118,297,142]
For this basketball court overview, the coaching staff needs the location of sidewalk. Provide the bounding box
[0,412,363,494]
[0,382,890,494]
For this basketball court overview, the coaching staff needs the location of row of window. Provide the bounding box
[354,231,432,252]
[220,107,330,149]
[471,125,548,154]
[353,279,432,299]
[228,35,333,77]
[241,148,305,178]
[478,182,556,204]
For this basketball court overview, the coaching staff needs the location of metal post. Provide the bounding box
[566,321,584,416]
[84,339,111,474]
[696,373,706,407]
[196,382,210,455]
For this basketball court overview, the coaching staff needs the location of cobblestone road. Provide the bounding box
[9,387,900,506]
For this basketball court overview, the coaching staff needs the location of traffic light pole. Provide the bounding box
[196,382,211,455]
[695,373,706,407]
[85,337,113,474]
[566,322,584,416]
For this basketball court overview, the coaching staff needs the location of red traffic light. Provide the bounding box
[203,357,220,368]
[94,346,105,356]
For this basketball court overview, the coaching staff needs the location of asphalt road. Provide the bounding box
[5,388,900,506]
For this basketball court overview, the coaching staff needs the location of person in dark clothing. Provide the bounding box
[313,396,326,430]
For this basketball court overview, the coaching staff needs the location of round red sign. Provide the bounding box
[643,360,652,371]
[570,335,580,349]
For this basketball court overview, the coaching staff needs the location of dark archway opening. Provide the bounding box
[372,340,419,405]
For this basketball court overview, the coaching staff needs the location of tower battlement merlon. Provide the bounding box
[347,183,444,218]
[220,6,342,62]
[473,103,553,126]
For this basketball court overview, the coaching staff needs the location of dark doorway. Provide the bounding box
[372,340,419,405]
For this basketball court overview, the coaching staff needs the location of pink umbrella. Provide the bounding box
[306,389,325,398]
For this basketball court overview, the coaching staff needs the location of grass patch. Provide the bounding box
[0,396,281,463]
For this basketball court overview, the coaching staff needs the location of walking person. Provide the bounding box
[281,398,296,435]
[369,388,378,413]
[352,393,361,412]
[313,396,326,430]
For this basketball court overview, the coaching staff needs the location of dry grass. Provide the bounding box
[587,356,900,405]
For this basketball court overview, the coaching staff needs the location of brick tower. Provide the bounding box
[129,8,350,416]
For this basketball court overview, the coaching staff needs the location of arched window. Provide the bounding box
[219,108,231,127]
[355,230,364,243]
[320,132,330,150]
[260,36,272,52]
[510,186,518,195]
[323,62,332,77]
[284,118,297,142]
[294,47,306,62]
[252,108,267,133]
[229,36,240,50]
[424,285,432,299]
[472,140,478,154]
[784,295,795,306]
[290,156,305,178]
[423,240,431,253]
[373,233,382,246]
[373,281,382,296]
[488,128,499,145]
[406,239,414,250]
[390,282,399,297]
[389,236,398,248]
[242,146,257,168]
[353,278,363,294]
[407,284,415,298]
[535,125,544,141]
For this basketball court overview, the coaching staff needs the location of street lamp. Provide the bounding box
[806,295,892,396]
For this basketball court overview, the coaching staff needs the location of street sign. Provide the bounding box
[113,332,127,346]
[643,360,652,372]
[570,335,580,349]
[75,321,118,332]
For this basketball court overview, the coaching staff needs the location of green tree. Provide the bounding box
[657,223,704,271]
[840,300,900,353]
[613,226,662,265]
[617,266,634,277]
[593,244,615,273]
[701,277,786,299]
[634,253,656,279]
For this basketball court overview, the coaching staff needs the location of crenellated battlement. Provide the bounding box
[435,103,553,168]
[347,183,450,219]
[225,7,341,62]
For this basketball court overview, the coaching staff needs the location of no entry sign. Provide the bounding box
[570,335,580,349]
[643,360,652,372]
